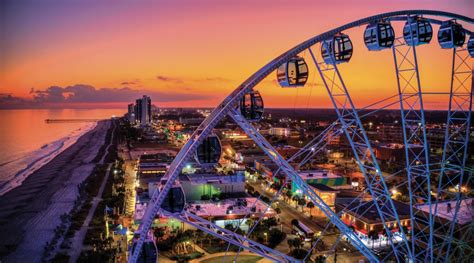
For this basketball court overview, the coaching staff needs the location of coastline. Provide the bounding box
[0,122,98,196]
[0,120,113,262]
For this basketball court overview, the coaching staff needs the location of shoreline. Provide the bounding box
[0,120,113,262]
[0,122,98,196]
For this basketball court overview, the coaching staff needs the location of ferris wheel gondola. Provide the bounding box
[160,180,186,213]
[276,56,309,87]
[195,134,222,165]
[438,20,466,49]
[404,16,433,46]
[467,34,474,57]
[321,33,353,64]
[240,90,264,121]
[364,21,395,51]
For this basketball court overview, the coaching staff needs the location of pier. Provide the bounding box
[45,119,102,123]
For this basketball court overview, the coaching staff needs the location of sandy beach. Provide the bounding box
[0,120,113,263]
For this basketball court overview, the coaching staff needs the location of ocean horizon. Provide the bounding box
[0,109,124,195]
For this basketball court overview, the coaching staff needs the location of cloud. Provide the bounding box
[156,75,184,83]
[0,94,32,109]
[0,84,214,109]
[156,75,231,84]
[202,77,230,82]
[120,79,141,86]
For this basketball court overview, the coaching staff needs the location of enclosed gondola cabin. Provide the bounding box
[403,16,433,46]
[160,181,186,213]
[321,33,353,64]
[438,20,465,49]
[364,21,395,51]
[131,235,158,263]
[467,34,474,57]
[240,91,264,121]
[195,134,222,165]
[277,57,308,87]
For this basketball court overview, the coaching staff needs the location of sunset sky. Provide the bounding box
[0,0,472,109]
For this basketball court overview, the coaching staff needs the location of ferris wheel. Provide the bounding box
[130,10,473,263]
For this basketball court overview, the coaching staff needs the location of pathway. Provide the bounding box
[99,121,117,164]
[68,163,113,263]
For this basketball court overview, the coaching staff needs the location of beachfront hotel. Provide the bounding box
[126,95,152,127]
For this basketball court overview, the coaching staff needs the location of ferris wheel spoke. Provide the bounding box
[160,210,296,262]
[225,169,289,262]
[229,108,380,261]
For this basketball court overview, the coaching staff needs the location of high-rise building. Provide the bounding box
[135,95,152,126]
[127,103,136,123]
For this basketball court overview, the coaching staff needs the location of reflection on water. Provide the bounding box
[0,109,124,180]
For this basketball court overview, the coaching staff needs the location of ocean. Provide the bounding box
[0,109,124,195]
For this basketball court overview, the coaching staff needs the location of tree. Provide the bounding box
[306,201,315,217]
[263,217,278,227]
[291,248,307,260]
[292,195,300,208]
[287,238,294,252]
[368,230,379,249]
[195,229,205,247]
[297,198,306,212]
[268,229,286,248]
[315,255,327,263]
[292,237,303,250]
[291,219,299,227]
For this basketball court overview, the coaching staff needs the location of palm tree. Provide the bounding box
[292,195,300,208]
[297,198,306,212]
[285,190,293,202]
[306,201,315,216]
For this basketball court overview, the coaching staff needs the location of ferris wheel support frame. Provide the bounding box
[309,45,413,262]
[435,47,473,262]
[129,10,473,263]
[392,34,433,261]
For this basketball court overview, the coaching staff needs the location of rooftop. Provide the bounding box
[298,170,341,180]
[134,197,275,221]
[187,197,275,219]
[180,173,245,184]
[337,199,411,223]
[416,198,473,225]
[311,183,339,192]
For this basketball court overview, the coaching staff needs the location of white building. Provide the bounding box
[269,127,290,137]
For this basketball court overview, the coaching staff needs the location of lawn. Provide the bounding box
[201,255,263,263]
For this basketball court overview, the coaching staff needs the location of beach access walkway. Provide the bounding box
[68,163,113,263]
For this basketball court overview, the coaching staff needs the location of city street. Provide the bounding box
[248,179,365,262]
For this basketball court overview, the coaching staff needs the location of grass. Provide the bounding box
[200,255,263,263]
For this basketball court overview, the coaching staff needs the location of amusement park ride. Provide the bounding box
[130,10,473,263]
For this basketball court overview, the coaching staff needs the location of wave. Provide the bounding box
[0,122,97,196]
